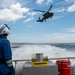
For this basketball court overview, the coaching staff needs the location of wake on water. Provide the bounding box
[11,44,75,65]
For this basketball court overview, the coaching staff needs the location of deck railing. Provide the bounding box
[13,57,75,68]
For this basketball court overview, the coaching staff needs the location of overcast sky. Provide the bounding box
[0,0,75,43]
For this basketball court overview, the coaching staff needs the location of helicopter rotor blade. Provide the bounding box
[48,5,53,11]
[33,9,46,12]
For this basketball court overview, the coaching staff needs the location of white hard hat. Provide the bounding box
[0,24,10,35]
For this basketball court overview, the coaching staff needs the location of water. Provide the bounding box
[11,43,75,65]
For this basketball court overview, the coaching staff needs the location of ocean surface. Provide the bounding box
[11,43,75,65]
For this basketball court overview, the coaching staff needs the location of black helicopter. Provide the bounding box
[34,5,54,22]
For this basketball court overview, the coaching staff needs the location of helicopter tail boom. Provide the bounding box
[37,17,43,22]
[37,19,43,22]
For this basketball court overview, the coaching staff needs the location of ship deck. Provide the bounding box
[13,57,75,75]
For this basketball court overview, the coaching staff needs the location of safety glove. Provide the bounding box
[6,60,15,75]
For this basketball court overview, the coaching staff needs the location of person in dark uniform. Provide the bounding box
[0,24,15,75]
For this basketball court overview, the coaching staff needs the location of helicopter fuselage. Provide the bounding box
[37,12,54,22]
[42,12,54,20]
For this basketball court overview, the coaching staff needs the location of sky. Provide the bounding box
[0,0,75,43]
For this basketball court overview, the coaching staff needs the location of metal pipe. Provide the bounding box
[13,57,75,62]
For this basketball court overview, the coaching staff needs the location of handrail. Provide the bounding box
[48,57,75,60]
[13,57,75,62]
[13,57,75,68]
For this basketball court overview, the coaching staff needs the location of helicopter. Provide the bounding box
[34,5,54,22]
